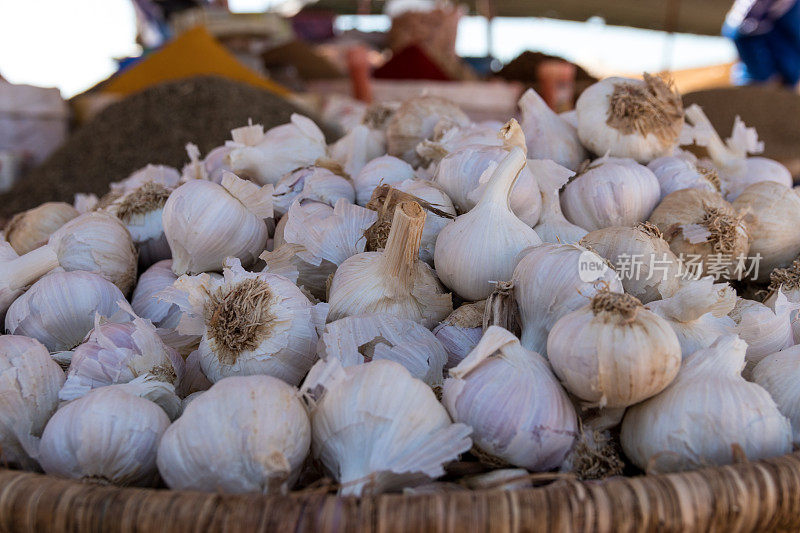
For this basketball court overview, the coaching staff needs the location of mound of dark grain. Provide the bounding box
[0,76,339,218]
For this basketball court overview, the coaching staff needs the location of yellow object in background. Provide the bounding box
[102,27,290,97]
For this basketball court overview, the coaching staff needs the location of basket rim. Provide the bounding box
[2,450,800,531]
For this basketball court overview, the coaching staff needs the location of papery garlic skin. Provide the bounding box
[576,75,684,163]
[561,157,661,231]
[318,314,448,388]
[272,166,355,218]
[157,375,310,494]
[529,159,587,244]
[39,385,170,486]
[302,358,472,496]
[443,326,577,470]
[416,121,504,162]
[162,172,273,275]
[733,181,800,281]
[5,202,79,255]
[621,335,792,473]
[730,294,797,376]
[164,259,327,386]
[512,243,623,355]
[328,124,385,178]
[0,335,65,470]
[5,271,125,352]
[435,148,542,301]
[227,116,327,186]
[353,155,415,206]
[548,291,681,408]
[647,155,720,200]
[47,211,138,294]
[433,301,484,368]
[518,88,587,170]
[752,345,800,444]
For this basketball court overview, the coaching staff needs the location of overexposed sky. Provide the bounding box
[0,0,737,98]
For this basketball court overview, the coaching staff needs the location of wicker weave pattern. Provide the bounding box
[1,452,800,532]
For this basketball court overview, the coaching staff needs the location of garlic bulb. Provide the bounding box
[560,157,661,231]
[0,335,65,470]
[548,290,681,408]
[111,164,180,193]
[4,202,79,255]
[432,301,484,368]
[529,159,587,244]
[385,96,470,166]
[131,259,199,355]
[733,181,800,281]
[39,383,170,486]
[329,201,451,327]
[647,155,720,200]
[765,260,800,342]
[226,116,327,185]
[327,124,385,178]
[318,313,448,389]
[752,346,800,444]
[301,357,472,496]
[576,74,684,163]
[5,271,125,352]
[443,326,577,470]
[272,165,355,218]
[684,104,791,200]
[518,88,587,170]
[621,335,792,473]
[182,143,231,184]
[512,243,623,355]
[650,188,749,280]
[59,302,184,415]
[415,121,504,162]
[157,375,310,494]
[47,211,138,293]
[162,258,327,385]
[162,171,273,275]
[580,223,681,303]
[353,155,415,206]
[645,276,737,357]
[730,294,797,376]
[435,148,542,301]
[0,241,59,322]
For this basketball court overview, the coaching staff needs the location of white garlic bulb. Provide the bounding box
[272,165,355,218]
[0,335,64,470]
[560,157,661,231]
[385,96,470,166]
[684,104,791,201]
[302,357,472,496]
[650,188,749,280]
[621,335,792,473]
[435,148,542,301]
[764,260,800,343]
[353,155,415,206]
[226,116,327,186]
[512,243,623,355]
[580,223,682,303]
[645,276,737,357]
[39,383,170,486]
[733,181,800,281]
[529,159,587,244]
[327,124,385,178]
[318,314,448,389]
[5,271,125,352]
[518,88,587,170]
[111,164,180,193]
[443,326,577,470]
[59,302,184,415]
[647,155,720,200]
[4,202,79,255]
[329,201,452,327]
[432,301,484,369]
[730,294,797,376]
[47,211,138,293]
[162,171,273,275]
[415,121,504,162]
[548,290,681,408]
[576,74,684,163]
[157,375,310,494]
[752,346,800,444]
[163,258,327,385]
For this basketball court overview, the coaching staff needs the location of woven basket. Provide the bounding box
[2,451,800,532]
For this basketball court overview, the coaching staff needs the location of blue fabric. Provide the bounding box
[724,0,800,85]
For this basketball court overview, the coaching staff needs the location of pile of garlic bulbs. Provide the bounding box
[2,75,800,497]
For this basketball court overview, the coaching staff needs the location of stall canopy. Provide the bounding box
[310,0,731,36]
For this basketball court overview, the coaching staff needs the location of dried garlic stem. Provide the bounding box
[381,201,426,289]
[4,246,59,291]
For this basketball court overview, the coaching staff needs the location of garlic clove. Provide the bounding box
[4,202,79,255]
[730,294,797,377]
